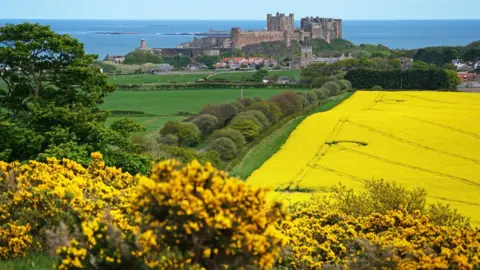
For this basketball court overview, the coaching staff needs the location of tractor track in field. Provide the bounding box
[346,120,480,165]
[336,145,480,189]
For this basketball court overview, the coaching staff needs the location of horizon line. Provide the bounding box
[1,18,480,21]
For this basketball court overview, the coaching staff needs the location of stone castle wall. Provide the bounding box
[231,13,342,49]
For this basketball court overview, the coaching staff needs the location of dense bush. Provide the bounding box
[210,128,246,148]
[247,101,282,124]
[231,114,264,132]
[159,120,201,147]
[124,50,164,64]
[149,144,223,169]
[345,68,460,90]
[337,79,352,90]
[236,110,270,131]
[372,85,383,90]
[305,91,318,105]
[281,179,477,269]
[191,114,219,137]
[200,103,238,126]
[253,96,263,102]
[313,88,329,100]
[228,119,260,142]
[321,81,341,95]
[269,91,303,117]
[230,100,245,111]
[311,76,333,88]
[0,155,286,268]
[237,97,254,107]
[157,134,179,146]
[207,137,238,161]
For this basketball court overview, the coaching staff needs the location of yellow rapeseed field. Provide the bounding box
[248,91,480,224]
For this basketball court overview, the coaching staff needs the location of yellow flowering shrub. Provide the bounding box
[1,154,287,269]
[130,159,288,269]
[0,223,33,259]
[279,196,480,269]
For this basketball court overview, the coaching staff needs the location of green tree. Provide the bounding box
[228,119,260,142]
[0,23,150,174]
[252,69,268,82]
[124,50,164,64]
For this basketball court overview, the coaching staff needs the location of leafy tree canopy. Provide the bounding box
[0,23,149,174]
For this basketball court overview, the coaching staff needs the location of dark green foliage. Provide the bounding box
[243,110,270,130]
[151,144,224,169]
[163,55,191,68]
[191,114,219,137]
[337,80,353,90]
[124,50,164,64]
[414,47,461,66]
[0,23,150,174]
[195,55,220,67]
[228,119,260,142]
[231,114,265,132]
[442,63,457,71]
[300,63,328,83]
[157,134,179,146]
[200,103,238,126]
[247,101,282,124]
[252,69,268,82]
[207,137,237,161]
[159,120,201,147]
[269,91,303,117]
[210,128,246,148]
[311,76,333,88]
[313,89,328,100]
[372,85,383,90]
[305,91,318,105]
[238,97,254,107]
[253,96,263,102]
[345,68,459,90]
[230,100,245,111]
[321,81,341,95]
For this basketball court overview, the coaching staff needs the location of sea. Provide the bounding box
[1,19,479,59]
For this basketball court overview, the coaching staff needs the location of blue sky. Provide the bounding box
[1,0,477,20]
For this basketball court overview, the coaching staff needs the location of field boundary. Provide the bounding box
[229,92,353,179]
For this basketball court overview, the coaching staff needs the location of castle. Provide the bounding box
[231,12,342,49]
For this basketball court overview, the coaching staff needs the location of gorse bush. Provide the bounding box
[159,120,201,147]
[210,128,246,148]
[0,157,479,268]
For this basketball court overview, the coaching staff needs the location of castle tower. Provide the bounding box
[139,38,148,50]
[300,37,313,68]
[231,28,242,50]
[284,31,291,48]
[300,45,313,68]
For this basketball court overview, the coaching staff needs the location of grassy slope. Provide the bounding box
[101,88,310,137]
[230,92,353,180]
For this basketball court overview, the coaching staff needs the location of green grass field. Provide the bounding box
[0,253,56,270]
[102,88,310,137]
[107,73,209,85]
[107,70,302,85]
[230,92,353,180]
[209,70,301,82]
